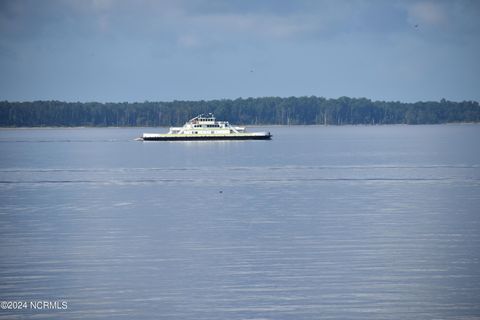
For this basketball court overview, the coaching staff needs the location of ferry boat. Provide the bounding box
[139,114,272,141]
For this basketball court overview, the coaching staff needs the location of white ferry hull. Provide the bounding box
[141,132,271,141]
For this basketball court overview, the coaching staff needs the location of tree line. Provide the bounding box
[0,96,479,127]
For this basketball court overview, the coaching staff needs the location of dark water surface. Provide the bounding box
[1,125,479,319]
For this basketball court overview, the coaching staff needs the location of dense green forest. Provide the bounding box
[0,97,479,127]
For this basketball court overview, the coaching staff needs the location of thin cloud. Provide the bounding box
[407,1,447,26]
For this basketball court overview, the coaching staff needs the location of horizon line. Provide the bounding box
[1,96,479,105]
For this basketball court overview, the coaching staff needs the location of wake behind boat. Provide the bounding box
[138,114,272,141]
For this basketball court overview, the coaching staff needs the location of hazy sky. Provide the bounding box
[0,0,479,102]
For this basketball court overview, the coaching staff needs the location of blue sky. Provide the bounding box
[0,0,479,102]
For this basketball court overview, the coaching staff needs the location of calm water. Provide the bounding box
[1,125,480,319]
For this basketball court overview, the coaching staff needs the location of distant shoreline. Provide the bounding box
[1,97,479,127]
[2,122,480,129]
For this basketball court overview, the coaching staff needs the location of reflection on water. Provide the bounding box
[0,125,480,319]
